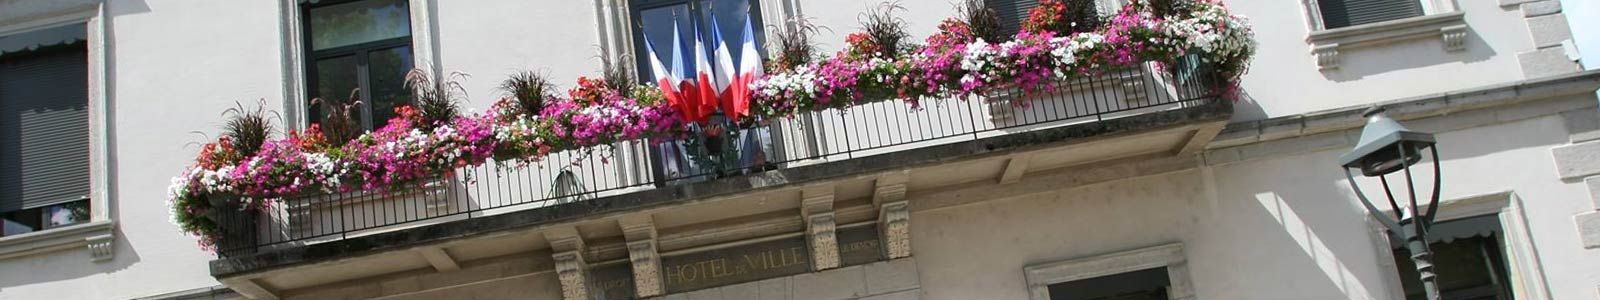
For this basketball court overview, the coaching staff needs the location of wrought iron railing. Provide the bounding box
[212,57,1223,257]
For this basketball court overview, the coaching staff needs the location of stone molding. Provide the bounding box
[0,220,114,262]
[1024,243,1193,300]
[1208,70,1600,155]
[1305,12,1467,70]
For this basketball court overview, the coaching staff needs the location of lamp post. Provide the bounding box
[1338,107,1443,300]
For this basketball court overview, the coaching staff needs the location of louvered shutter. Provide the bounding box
[1318,0,1424,29]
[988,0,1039,37]
[0,42,90,212]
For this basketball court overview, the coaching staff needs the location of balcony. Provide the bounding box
[205,57,1230,262]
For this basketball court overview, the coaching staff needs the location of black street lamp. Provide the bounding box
[1339,107,1443,300]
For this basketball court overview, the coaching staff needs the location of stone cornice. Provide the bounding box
[1211,70,1600,151]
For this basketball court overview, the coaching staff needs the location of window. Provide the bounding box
[1316,0,1424,29]
[302,0,414,131]
[1024,243,1194,300]
[1047,267,1170,300]
[629,0,779,181]
[0,23,92,237]
[1389,214,1514,300]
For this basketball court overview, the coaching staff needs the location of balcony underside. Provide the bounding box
[208,96,1230,295]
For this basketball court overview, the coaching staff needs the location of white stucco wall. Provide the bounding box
[911,111,1600,299]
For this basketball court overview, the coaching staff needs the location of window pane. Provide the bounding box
[637,4,695,81]
[312,55,361,126]
[1,208,40,236]
[368,46,413,129]
[46,200,89,228]
[1047,267,1171,300]
[697,0,760,62]
[1391,215,1514,300]
[307,0,412,51]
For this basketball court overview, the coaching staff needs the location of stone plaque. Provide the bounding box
[590,262,635,300]
[661,236,811,293]
[837,225,884,267]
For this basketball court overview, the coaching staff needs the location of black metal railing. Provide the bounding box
[213,57,1223,257]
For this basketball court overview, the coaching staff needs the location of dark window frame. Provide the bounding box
[1388,214,1516,300]
[626,0,767,83]
[300,0,415,131]
[627,0,781,185]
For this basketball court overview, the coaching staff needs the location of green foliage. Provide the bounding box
[404,69,468,127]
[859,1,912,58]
[769,16,826,72]
[501,70,555,116]
[311,88,362,146]
[220,100,276,157]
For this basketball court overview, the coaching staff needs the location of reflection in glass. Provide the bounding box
[47,200,88,227]
[697,0,761,62]
[313,55,360,125]
[638,4,695,80]
[1,210,39,236]
[368,46,414,128]
[308,0,412,51]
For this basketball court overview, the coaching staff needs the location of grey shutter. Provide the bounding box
[988,0,1039,37]
[1318,0,1424,29]
[0,42,90,212]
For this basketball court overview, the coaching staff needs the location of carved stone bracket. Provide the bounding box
[1314,44,1341,70]
[619,215,663,298]
[553,250,590,300]
[1441,24,1468,52]
[627,241,662,297]
[880,201,912,259]
[808,212,840,270]
[801,186,839,271]
[86,234,113,261]
[873,176,912,259]
[546,228,589,300]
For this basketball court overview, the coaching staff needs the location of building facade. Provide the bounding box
[0,0,1596,299]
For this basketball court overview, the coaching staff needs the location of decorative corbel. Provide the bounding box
[619,215,663,298]
[1314,44,1340,70]
[874,175,912,259]
[86,234,113,262]
[546,229,590,300]
[1441,24,1468,52]
[802,185,840,270]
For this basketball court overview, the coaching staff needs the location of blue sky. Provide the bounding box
[1563,0,1597,70]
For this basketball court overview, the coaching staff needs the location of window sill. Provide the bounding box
[0,220,114,261]
[1306,12,1468,70]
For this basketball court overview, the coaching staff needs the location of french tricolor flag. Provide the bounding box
[691,26,718,124]
[729,15,763,120]
[646,24,692,122]
[709,14,738,121]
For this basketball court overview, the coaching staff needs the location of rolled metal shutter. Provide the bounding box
[0,41,90,212]
[1319,0,1425,29]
